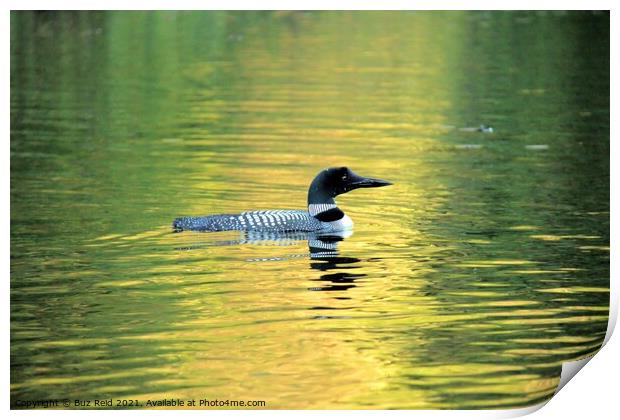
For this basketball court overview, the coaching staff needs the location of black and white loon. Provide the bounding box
[172,167,392,233]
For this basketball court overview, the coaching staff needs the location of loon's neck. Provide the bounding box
[306,171,345,223]
[308,198,346,223]
[308,197,335,216]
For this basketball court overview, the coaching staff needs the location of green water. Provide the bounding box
[11,11,609,409]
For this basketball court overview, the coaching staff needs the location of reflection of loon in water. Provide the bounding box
[176,228,359,264]
[172,167,391,233]
[187,229,367,298]
[203,229,354,260]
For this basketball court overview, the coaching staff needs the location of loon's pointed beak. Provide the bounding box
[349,175,393,189]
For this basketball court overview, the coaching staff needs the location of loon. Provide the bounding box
[172,167,392,233]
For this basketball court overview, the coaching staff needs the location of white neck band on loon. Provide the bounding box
[308,203,345,222]
[308,203,337,217]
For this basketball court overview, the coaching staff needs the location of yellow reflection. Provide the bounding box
[531,234,603,241]
[538,287,609,294]
[509,225,540,231]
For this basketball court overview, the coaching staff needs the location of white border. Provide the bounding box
[5,2,616,419]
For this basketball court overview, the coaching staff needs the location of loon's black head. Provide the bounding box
[307,167,392,205]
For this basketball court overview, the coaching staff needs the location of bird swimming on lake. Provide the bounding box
[172,167,392,233]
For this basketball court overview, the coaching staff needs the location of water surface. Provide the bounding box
[11,11,609,409]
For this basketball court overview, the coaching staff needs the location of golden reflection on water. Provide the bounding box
[11,11,609,409]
